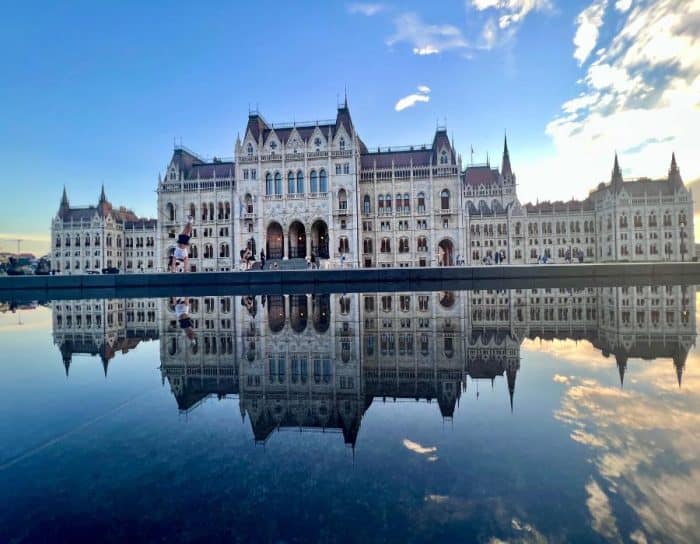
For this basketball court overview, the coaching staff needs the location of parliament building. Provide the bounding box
[154,100,694,272]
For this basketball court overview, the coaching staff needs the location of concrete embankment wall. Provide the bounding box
[2,263,700,301]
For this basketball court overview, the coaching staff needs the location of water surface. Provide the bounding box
[0,286,698,543]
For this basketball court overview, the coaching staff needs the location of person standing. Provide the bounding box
[260,249,266,270]
[310,252,316,269]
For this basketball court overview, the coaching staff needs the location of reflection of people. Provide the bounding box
[174,297,197,345]
[241,295,257,317]
[171,216,194,272]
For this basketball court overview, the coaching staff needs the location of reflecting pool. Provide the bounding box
[1,286,699,542]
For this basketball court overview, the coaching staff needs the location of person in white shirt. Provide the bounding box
[174,297,197,346]
[171,216,194,273]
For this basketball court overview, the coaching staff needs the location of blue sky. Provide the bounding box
[1,0,698,254]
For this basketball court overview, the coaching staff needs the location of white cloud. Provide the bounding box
[615,0,632,12]
[470,0,552,47]
[403,438,438,455]
[387,12,469,55]
[394,85,431,111]
[573,0,608,65]
[519,0,700,205]
[347,3,385,16]
[586,479,622,541]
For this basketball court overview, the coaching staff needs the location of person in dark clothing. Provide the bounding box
[310,252,316,269]
[260,249,266,270]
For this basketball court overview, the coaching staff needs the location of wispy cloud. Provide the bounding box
[394,85,431,111]
[347,2,385,16]
[573,0,608,65]
[387,12,469,56]
[471,0,552,29]
[403,439,438,461]
[470,0,552,48]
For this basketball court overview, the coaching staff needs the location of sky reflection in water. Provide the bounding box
[0,286,698,543]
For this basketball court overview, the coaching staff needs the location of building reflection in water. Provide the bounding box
[52,299,160,376]
[51,285,696,444]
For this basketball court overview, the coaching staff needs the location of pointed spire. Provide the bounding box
[507,366,517,414]
[61,185,69,208]
[611,153,623,189]
[99,184,107,203]
[616,354,627,388]
[673,354,685,388]
[501,134,513,178]
[669,152,684,189]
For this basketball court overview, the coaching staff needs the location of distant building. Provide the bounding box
[51,186,157,274]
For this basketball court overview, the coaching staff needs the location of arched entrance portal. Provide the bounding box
[288,221,307,258]
[266,222,284,259]
[311,220,329,259]
[438,239,454,266]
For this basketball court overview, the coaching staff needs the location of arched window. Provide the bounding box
[245,194,253,214]
[189,203,196,219]
[441,189,450,210]
[296,171,304,194]
[209,202,214,220]
[224,202,230,219]
[338,236,349,254]
[246,143,253,158]
[403,193,410,213]
[338,188,348,210]
[363,238,373,254]
[339,137,345,151]
[75,235,81,247]
[190,244,198,258]
[385,194,392,212]
[247,237,256,255]
[310,170,318,193]
[398,237,409,253]
[363,194,371,214]
[265,173,273,195]
[274,172,282,195]
[440,150,448,164]
[395,193,402,213]
[378,194,385,213]
[219,243,230,258]
[417,192,426,213]
[218,202,224,220]
[287,171,295,194]
[166,202,175,221]
[319,169,328,193]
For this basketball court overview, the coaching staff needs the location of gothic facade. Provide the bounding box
[51,186,157,274]
[155,102,694,271]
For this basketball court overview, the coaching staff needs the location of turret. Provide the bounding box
[668,152,684,190]
[616,354,627,387]
[58,186,70,218]
[97,184,112,217]
[501,135,513,180]
[611,153,623,191]
[506,365,517,413]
